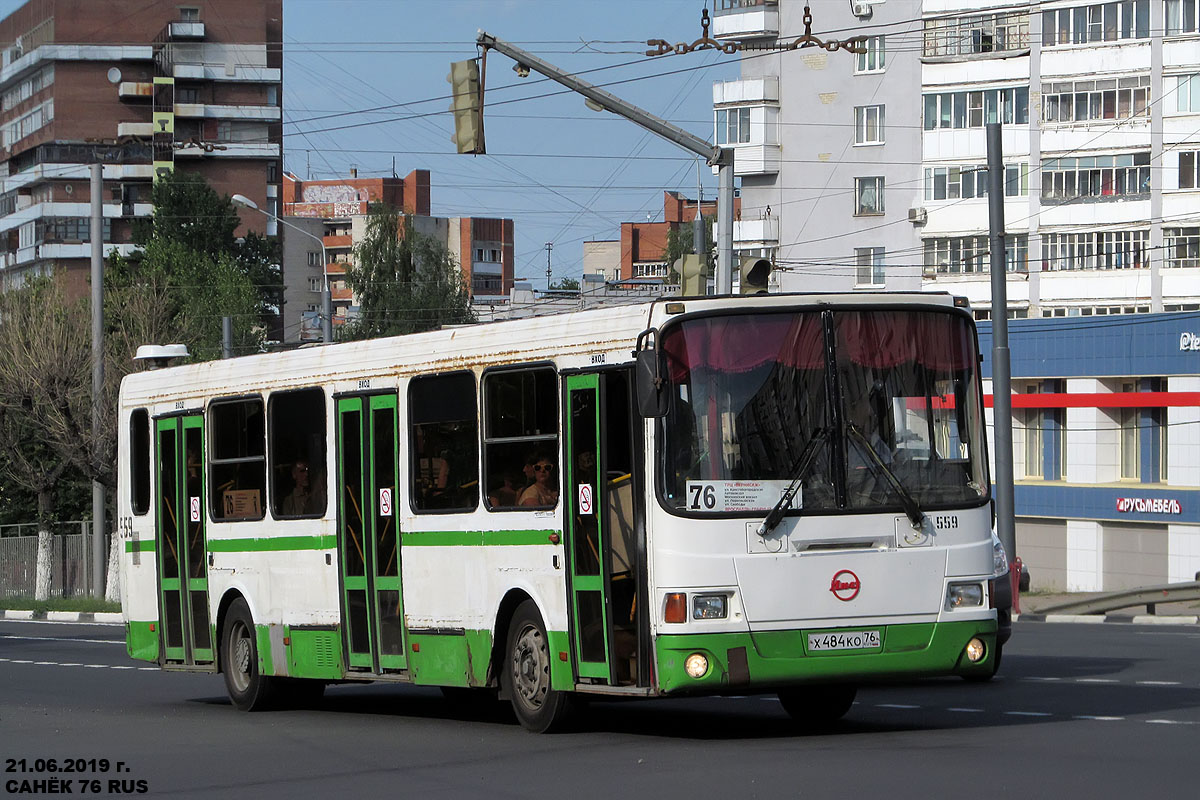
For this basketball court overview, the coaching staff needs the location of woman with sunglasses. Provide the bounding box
[518,456,558,507]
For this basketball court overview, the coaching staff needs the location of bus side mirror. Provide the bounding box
[635,350,669,418]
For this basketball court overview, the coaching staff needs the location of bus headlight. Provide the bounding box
[945,582,984,610]
[684,653,709,678]
[692,594,727,620]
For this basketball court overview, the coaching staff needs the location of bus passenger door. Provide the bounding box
[336,394,406,673]
[154,414,213,666]
[564,371,644,686]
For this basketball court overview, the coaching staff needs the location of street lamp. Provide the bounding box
[231,193,333,343]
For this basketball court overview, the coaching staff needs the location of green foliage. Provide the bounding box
[549,276,580,291]
[343,204,476,340]
[0,595,121,614]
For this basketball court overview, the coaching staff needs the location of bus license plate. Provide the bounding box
[807,630,881,652]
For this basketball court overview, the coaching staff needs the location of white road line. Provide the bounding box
[1077,678,1119,683]
[1,634,123,645]
[84,664,108,668]
[12,659,32,663]
[1074,715,1124,721]
[946,707,984,713]
[1136,681,1181,686]
[1145,719,1199,725]
[59,663,83,667]
[1023,677,1063,682]
[876,704,921,709]
[1005,711,1053,717]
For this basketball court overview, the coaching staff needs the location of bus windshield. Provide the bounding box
[657,309,989,515]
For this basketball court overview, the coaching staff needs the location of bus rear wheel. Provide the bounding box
[221,598,280,711]
[503,600,574,733]
[777,684,857,728]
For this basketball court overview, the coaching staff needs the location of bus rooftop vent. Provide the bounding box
[134,344,190,369]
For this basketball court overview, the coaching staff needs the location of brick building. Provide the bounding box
[282,170,515,341]
[0,0,282,295]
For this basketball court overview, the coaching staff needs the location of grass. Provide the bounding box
[0,596,121,614]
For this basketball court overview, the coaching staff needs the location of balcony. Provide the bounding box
[118,81,153,100]
[734,216,779,248]
[166,21,206,40]
[322,234,352,249]
[117,122,154,138]
[712,0,779,40]
[713,77,778,107]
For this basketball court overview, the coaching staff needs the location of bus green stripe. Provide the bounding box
[125,540,156,553]
[206,535,337,552]
[400,529,556,547]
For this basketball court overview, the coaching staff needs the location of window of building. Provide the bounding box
[1043,76,1150,124]
[1024,409,1044,478]
[267,86,278,107]
[472,275,503,293]
[1166,0,1200,35]
[307,250,321,267]
[923,12,1029,57]
[410,372,478,512]
[856,36,886,72]
[130,409,150,515]
[854,105,885,144]
[179,7,200,22]
[2,65,53,112]
[1041,153,1151,200]
[1043,1,1149,44]
[209,397,266,521]
[924,163,1030,200]
[715,106,751,145]
[1176,75,1200,113]
[267,160,279,183]
[1179,151,1200,189]
[633,262,669,278]
[483,367,558,510]
[269,388,326,519]
[854,247,885,286]
[854,176,884,215]
[1041,230,1150,270]
[1165,227,1200,267]
[474,246,502,262]
[923,87,1028,130]
[924,235,1029,274]
[1119,382,1140,480]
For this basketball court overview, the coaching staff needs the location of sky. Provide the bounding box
[281,0,736,285]
[0,0,740,284]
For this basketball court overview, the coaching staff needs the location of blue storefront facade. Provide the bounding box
[977,311,1200,590]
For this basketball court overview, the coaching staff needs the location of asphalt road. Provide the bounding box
[2,619,1198,799]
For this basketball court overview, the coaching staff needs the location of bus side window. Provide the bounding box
[409,372,479,513]
[269,388,327,519]
[130,408,151,515]
[209,397,266,521]
[483,367,558,511]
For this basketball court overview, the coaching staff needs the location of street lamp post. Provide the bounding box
[231,193,333,343]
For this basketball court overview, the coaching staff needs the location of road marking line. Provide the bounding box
[876,704,920,709]
[1074,715,1124,721]
[12,659,32,663]
[111,665,136,670]
[946,707,984,713]
[1,634,123,645]
[1145,719,1199,725]
[1005,711,1053,717]
[138,667,157,671]
[84,664,107,668]
[34,661,55,665]
[1023,677,1062,682]
[1077,678,1119,683]
[1136,681,1181,686]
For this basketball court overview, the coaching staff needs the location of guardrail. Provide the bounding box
[1037,581,1200,616]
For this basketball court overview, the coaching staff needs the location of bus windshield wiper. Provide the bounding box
[846,424,925,529]
[757,428,827,538]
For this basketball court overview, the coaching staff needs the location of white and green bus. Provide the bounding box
[116,292,1007,732]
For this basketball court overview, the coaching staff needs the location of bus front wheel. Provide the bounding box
[777,684,856,728]
[503,600,574,733]
[221,598,280,711]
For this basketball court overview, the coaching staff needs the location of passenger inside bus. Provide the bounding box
[518,456,558,507]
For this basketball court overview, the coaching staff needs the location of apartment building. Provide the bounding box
[281,170,514,342]
[0,0,282,296]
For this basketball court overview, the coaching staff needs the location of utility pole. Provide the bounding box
[545,242,553,289]
[475,32,735,292]
[89,163,105,598]
[987,122,1016,564]
[693,159,704,275]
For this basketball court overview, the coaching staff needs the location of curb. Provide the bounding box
[1,609,124,624]
[1015,612,1199,625]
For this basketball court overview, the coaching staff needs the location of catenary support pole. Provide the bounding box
[222,316,233,359]
[90,163,105,598]
[987,123,1016,563]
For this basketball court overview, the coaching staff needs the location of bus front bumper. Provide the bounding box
[655,619,998,694]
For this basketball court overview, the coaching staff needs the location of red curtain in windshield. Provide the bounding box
[836,311,974,371]
[662,313,825,382]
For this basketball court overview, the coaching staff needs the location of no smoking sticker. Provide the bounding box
[577,484,593,515]
[379,487,393,516]
[189,496,200,523]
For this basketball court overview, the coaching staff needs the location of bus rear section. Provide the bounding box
[642,303,1002,714]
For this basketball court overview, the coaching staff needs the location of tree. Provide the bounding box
[549,276,580,291]
[343,204,476,340]
[664,216,714,284]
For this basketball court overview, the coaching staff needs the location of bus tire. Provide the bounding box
[777,684,856,728]
[220,598,280,711]
[502,600,574,733]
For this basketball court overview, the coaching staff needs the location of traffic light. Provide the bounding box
[739,256,771,295]
[677,254,707,296]
[448,59,485,154]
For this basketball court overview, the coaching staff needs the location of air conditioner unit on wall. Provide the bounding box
[851,2,873,18]
[908,207,928,225]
